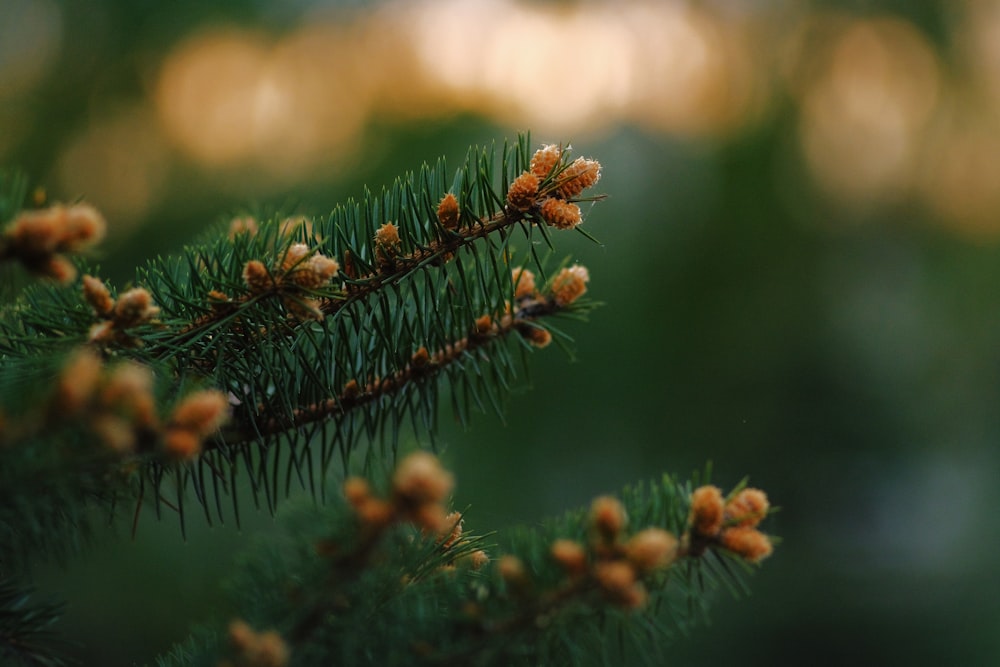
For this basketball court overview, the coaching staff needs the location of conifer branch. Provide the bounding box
[0,578,73,667]
[164,453,775,667]
[0,136,606,539]
[218,266,589,447]
[1,137,782,665]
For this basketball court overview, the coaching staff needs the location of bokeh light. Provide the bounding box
[153,0,769,179]
[56,103,169,228]
[6,1,1000,664]
[790,14,941,203]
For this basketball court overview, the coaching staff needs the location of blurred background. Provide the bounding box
[5,0,1000,663]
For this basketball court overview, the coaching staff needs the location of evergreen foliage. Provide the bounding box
[0,135,775,665]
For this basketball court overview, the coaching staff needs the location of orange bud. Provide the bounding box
[83,275,115,316]
[625,528,678,573]
[511,267,536,299]
[113,288,159,328]
[550,265,589,307]
[725,488,770,528]
[374,222,400,249]
[539,198,582,229]
[474,314,494,335]
[163,428,201,460]
[593,560,641,606]
[343,477,371,507]
[411,346,430,368]
[55,348,103,414]
[281,243,311,273]
[7,206,64,255]
[468,549,489,570]
[306,254,339,282]
[342,379,361,399]
[228,216,259,238]
[356,496,395,527]
[550,539,588,576]
[393,451,454,505]
[91,415,136,454]
[411,502,449,533]
[437,192,460,229]
[689,486,725,537]
[40,255,77,283]
[555,157,601,199]
[59,203,106,251]
[497,555,527,586]
[243,260,273,293]
[590,495,628,543]
[228,619,255,650]
[530,144,562,179]
[720,526,773,563]
[282,295,324,321]
[507,172,540,211]
[440,510,463,547]
[519,325,552,348]
[170,390,229,437]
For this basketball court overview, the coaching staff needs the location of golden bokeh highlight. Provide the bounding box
[153,0,766,176]
[56,104,170,229]
[918,106,1000,237]
[959,0,1000,104]
[155,29,278,167]
[402,0,764,136]
[6,0,993,238]
[790,15,942,202]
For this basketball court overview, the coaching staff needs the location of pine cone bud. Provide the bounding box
[507,172,540,211]
[725,488,770,528]
[83,275,115,316]
[689,485,725,537]
[539,198,582,229]
[437,193,460,229]
[720,526,773,563]
[550,265,589,306]
[555,157,601,199]
[530,144,562,179]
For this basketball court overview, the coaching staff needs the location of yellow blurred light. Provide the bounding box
[264,22,369,169]
[405,0,756,136]
[151,1,768,177]
[155,24,371,178]
[959,0,1000,103]
[909,0,1000,237]
[919,108,1000,238]
[620,4,765,136]
[794,16,941,202]
[155,29,273,166]
[56,104,170,228]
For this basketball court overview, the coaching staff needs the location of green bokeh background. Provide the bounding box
[5,0,1000,664]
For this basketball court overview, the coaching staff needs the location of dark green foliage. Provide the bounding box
[0,579,74,667]
[0,136,772,664]
[155,472,755,667]
[0,135,596,540]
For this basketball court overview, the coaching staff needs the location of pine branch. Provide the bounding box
[218,270,592,446]
[0,579,74,667]
[0,137,784,665]
[0,136,604,545]
[155,454,775,667]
